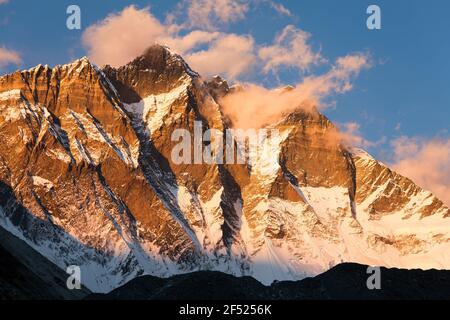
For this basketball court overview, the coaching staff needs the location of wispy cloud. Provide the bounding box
[267,1,292,17]
[390,136,450,206]
[259,25,325,74]
[336,122,386,149]
[0,47,22,68]
[0,0,9,5]
[182,0,249,30]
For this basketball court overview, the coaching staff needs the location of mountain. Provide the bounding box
[88,263,450,300]
[0,44,449,293]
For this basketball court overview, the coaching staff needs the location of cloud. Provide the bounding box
[82,6,167,67]
[81,5,250,72]
[81,5,256,78]
[182,0,248,30]
[186,34,256,79]
[0,0,9,4]
[293,52,370,98]
[268,1,292,16]
[171,0,293,31]
[335,54,370,74]
[219,53,371,129]
[0,47,22,68]
[335,122,385,149]
[390,136,450,207]
[160,30,221,54]
[81,4,370,109]
[259,25,325,74]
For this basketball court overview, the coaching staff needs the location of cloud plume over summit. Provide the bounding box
[220,53,371,129]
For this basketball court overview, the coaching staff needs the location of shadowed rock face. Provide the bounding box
[0,44,449,294]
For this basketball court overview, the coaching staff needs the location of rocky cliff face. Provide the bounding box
[0,45,449,293]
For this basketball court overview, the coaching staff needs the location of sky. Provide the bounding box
[0,0,449,204]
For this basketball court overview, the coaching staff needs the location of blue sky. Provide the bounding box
[0,0,449,161]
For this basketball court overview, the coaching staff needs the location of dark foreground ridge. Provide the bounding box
[2,225,450,301]
[87,263,450,300]
[0,225,90,299]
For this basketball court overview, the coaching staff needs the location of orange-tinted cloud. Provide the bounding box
[81,2,305,75]
[186,34,256,79]
[0,47,21,68]
[81,5,250,73]
[160,30,221,54]
[335,122,385,149]
[81,3,341,82]
[81,4,259,77]
[390,136,450,207]
[220,53,371,129]
[81,4,370,114]
[82,6,167,67]
[259,25,324,74]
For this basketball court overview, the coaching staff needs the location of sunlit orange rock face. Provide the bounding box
[0,45,449,293]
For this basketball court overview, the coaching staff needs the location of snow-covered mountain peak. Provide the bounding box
[0,50,450,293]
